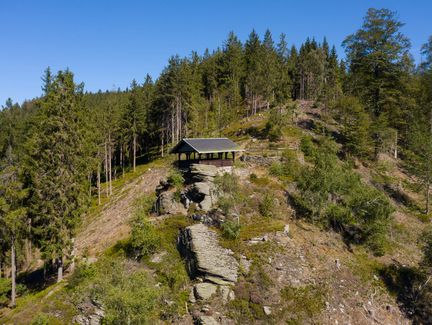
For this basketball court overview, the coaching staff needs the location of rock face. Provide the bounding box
[187,164,220,212]
[178,223,239,284]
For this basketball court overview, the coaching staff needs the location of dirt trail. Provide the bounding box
[76,167,168,256]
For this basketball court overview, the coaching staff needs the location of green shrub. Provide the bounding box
[269,162,286,178]
[167,170,184,189]
[68,263,98,288]
[218,196,235,215]
[300,136,316,158]
[259,194,275,218]
[0,277,11,306]
[130,214,161,259]
[265,108,288,142]
[31,313,50,325]
[221,221,241,240]
[295,137,394,255]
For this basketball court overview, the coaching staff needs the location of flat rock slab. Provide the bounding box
[179,223,239,284]
[194,283,218,300]
[199,316,220,325]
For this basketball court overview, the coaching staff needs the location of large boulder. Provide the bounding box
[155,191,187,215]
[178,224,239,284]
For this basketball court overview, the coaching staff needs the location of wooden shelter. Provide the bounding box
[170,138,244,168]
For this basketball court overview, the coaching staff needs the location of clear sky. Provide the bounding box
[1,0,431,105]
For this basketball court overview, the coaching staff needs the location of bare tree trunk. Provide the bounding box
[10,239,16,307]
[97,160,101,205]
[104,142,108,198]
[161,129,164,157]
[394,131,398,159]
[70,238,76,274]
[120,144,124,177]
[133,133,137,172]
[108,133,112,195]
[57,255,63,283]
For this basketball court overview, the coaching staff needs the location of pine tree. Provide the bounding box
[245,29,263,115]
[333,96,372,157]
[343,8,411,122]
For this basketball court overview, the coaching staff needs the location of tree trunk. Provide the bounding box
[24,218,32,269]
[161,130,164,158]
[133,133,137,172]
[10,239,16,307]
[394,131,398,159]
[97,160,101,205]
[120,144,124,177]
[104,142,108,198]
[57,256,63,283]
[70,238,76,274]
[108,133,112,196]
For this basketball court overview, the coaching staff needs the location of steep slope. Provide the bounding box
[2,103,429,324]
[75,165,168,256]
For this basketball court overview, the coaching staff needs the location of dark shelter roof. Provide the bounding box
[170,138,244,154]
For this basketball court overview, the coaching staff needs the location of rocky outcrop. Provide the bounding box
[72,299,105,325]
[154,190,187,215]
[178,223,239,284]
[191,209,226,227]
[187,164,221,212]
[189,164,219,182]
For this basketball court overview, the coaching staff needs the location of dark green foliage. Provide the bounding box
[265,108,288,142]
[26,70,88,269]
[295,137,394,255]
[343,8,411,127]
[299,135,316,159]
[333,96,372,157]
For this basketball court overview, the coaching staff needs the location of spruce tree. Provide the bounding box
[26,70,88,282]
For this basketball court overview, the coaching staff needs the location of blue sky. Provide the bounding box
[1,0,431,105]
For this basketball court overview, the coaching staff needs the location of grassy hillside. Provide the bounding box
[1,101,430,324]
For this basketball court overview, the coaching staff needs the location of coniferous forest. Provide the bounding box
[1,7,432,324]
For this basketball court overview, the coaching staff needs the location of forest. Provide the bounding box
[0,7,432,320]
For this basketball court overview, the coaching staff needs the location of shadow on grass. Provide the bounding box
[379,263,432,324]
[17,265,58,294]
